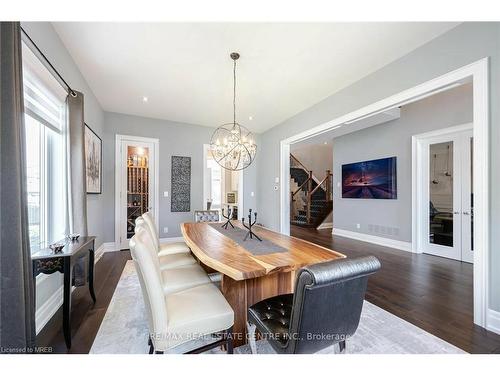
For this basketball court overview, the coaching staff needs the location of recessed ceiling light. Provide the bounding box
[248,116,253,120]
[142,96,148,103]
[324,141,328,145]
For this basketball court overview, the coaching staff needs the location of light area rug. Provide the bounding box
[90,261,466,354]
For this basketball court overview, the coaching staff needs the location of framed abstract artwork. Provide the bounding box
[342,156,397,199]
[84,124,102,194]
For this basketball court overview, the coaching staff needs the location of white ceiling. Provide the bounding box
[52,22,459,133]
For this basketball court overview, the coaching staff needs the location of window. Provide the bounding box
[23,43,67,252]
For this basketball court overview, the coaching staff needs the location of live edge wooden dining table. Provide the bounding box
[181,221,345,347]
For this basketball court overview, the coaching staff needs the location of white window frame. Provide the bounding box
[23,42,67,252]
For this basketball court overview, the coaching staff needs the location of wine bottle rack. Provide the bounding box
[126,165,149,238]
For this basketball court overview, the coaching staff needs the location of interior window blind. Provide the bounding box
[22,42,66,133]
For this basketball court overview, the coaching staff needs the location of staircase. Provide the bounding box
[290,154,333,228]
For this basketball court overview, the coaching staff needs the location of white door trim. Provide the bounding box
[202,143,210,210]
[278,58,489,329]
[412,124,473,260]
[114,134,159,250]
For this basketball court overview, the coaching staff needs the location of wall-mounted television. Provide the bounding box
[342,157,397,199]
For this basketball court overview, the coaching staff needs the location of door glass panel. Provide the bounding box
[429,141,453,247]
[470,137,474,251]
[126,146,150,239]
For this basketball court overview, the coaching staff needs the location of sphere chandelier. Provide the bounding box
[210,52,257,171]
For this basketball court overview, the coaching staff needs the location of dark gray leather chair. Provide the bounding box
[247,256,381,354]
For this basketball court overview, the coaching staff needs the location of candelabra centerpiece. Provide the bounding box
[221,207,234,230]
[242,209,262,241]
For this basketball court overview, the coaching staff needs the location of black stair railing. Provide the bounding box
[290,154,333,226]
[306,170,332,223]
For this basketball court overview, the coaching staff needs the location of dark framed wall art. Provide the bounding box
[84,123,102,194]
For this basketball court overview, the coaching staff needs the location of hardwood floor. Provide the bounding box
[36,250,131,354]
[291,225,500,354]
[37,228,500,354]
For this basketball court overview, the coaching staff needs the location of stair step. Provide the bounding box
[290,221,316,228]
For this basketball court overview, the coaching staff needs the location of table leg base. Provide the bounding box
[220,271,294,347]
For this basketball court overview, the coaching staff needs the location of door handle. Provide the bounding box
[453,211,460,215]
[463,211,470,215]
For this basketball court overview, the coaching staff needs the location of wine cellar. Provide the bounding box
[126,146,150,239]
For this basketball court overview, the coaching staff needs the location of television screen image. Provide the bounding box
[342,157,397,199]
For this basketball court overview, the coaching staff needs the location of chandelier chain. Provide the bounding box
[233,58,236,126]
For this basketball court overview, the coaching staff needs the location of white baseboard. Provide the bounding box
[487,308,500,335]
[332,228,413,252]
[35,241,108,335]
[35,284,63,335]
[317,222,333,230]
[159,237,185,243]
[96,242,119,259]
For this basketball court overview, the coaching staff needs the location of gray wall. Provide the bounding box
[103,112,258,240]
[256,22,500,311]
[291,143,333,179]
[333,83,472,242]
[21,22,106,327]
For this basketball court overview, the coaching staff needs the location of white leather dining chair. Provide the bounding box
[135,217,196,270]
[130,228,234,354]
[132,225,211,295]
[142,211,191,255]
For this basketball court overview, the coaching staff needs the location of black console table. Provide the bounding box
[32,236,96,349]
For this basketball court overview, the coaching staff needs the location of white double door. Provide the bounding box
[419,128,473,263]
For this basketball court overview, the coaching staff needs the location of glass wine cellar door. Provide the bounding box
[421,129,473,263]
[126,145,150,239]
[118,139,156,249]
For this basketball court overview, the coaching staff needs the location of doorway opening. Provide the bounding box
[289,141,333,229]
[203,144,244,220]
[115,135,159,249]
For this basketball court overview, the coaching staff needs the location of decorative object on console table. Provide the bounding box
[221,207,234,229]
[171,156,191,212]
[242,209,262,241]
[49,242,65,254]
[84,123,102,194]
